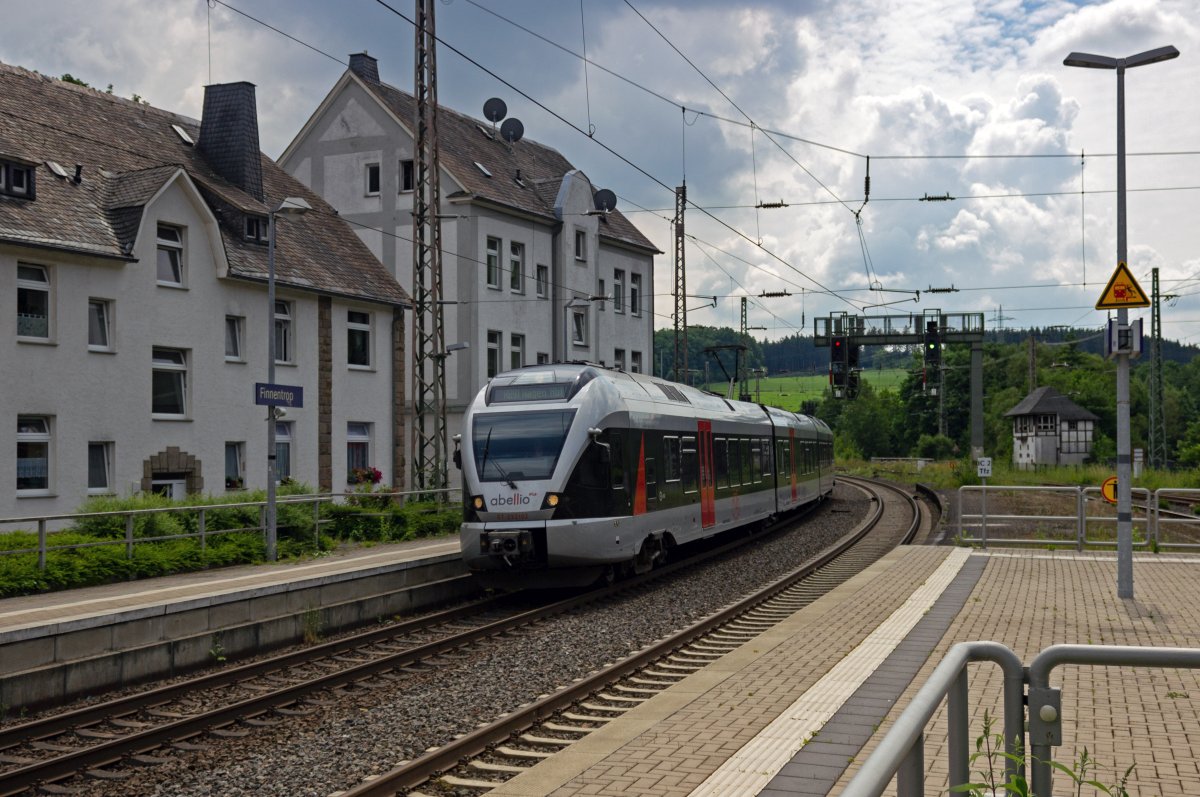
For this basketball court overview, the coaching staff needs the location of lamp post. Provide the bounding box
[1064,45,1179,600]
[265,197,311,562]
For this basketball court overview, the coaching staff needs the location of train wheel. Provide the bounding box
[633,535,665,575]
[597,564,617,586]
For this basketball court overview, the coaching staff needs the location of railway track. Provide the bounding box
[340,476,923,797]
[0,485,855,796]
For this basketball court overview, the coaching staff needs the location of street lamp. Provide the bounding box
[265,196,311,562]
[1063,45,1178,602]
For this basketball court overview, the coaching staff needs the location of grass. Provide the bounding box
[700,368,910,411]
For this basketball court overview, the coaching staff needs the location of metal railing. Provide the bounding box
[954,484,1200,550]
[0,488,460,571]
[842,642,1200,797]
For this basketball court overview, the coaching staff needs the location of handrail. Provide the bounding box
[840,641,1024,797]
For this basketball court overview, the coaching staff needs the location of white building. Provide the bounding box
[0,64,409,519]
[279,53,659,475]
[1004,386,1098,469]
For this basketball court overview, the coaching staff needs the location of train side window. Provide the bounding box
[739,439,751,485]
[663,437,681,483]
[778,442,790,478]
[609,432,626,491]
[750,440,762,483]
[714,438,729,489]
[761,439,772,478]
[681,435,697,494]
[645,457,657,501]
[728,438,741,486]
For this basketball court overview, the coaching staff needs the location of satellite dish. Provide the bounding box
[593,188,617,213]
[500,118,524,144]
[483,98,507,123]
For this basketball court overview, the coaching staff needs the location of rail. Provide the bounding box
[953,484,1200,550]
[0,488,461,571]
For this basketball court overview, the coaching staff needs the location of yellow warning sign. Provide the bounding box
[1101,475,1118,504]
[1095,262,1149,309]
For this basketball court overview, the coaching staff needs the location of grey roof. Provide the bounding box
[359,77,660,254]
[0,62,408,307]
[1004,386,1099,421]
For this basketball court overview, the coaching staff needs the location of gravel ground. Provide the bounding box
[70,485,872,797]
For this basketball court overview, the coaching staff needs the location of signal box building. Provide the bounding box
[0,63,408,519]
[279,53,659,474]
[1004,386,1098,469]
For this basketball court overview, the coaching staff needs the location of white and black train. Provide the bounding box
[456,364,834,588]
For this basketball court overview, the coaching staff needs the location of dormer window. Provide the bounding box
[0,159,36,199]
[245,215,268,244]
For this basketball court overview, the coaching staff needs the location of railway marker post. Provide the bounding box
[977,457,992,548]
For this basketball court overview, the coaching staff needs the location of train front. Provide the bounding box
[457,365,627,588]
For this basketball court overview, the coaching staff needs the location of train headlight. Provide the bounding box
[472,496,484,510]
[542,493,560,509]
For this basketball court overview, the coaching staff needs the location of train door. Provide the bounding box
[697,420,715,528]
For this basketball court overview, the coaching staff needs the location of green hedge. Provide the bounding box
[0,486,460,598]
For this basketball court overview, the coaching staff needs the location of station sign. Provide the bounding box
[254,382,304,408]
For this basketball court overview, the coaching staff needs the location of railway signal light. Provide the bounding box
[830,335,848,392]
[923,320,941,366]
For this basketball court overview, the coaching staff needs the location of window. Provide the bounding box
[88,441,113,494]
[664,436,681,482]
[682,436,698,493]
[347,310,371,367]
[509,242,525,293]
[614,348,626,371]
[365,162,380,196]
[537,352,549,364]
[536,264,549,298]
[17,416,51,493]
[1,160,35,198]
[151,347,188,417]
[17,264,50,339]
[510,333,524,370]
[156,224,184,286]
[613,269,625,313]
[631,274,642,317]
[598,279,606,311]
[244,215,267,243]
[347,422,371,479]
[225,315,244,361]
[486,237,501,289]
[715,438,729,488]
[487,330,502,378]
[575,229,587,262]
[399,159,414,192]
[571,308,588,347]
[276,422,293,480]
[631,351,642,374]
[225,442,244,490]
[274,301,293,364]
[88,299,113,351]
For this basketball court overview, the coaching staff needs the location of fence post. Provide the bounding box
[1152,488,1159,550]
[37,518,47,572]
[948,668,969,791]
[896,730,924,797]
[259,504,267,551]
[198,507,207,559]
[1077,486,1085,551]
[312,498,320,549]
[125,514,135,561]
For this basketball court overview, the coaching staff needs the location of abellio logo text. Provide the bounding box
[489,494,533,507]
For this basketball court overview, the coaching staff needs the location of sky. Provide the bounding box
[4,0,1198,344]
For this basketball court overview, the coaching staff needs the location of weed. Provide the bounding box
[210,633,227,664]
[302,608,322,644]
[1167,691,1189,699]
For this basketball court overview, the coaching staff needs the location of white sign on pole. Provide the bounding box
[977,457,992,478]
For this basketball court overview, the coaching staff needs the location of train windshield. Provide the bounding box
[472,410,577,482]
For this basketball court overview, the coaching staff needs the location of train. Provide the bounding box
[455,363,834,588]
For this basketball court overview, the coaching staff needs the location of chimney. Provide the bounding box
[349,52,380,84]
[196,82,264,201]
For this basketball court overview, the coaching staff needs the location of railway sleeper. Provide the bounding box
[560,711,612,723]
[469,759,527,774]
[520,733,575,746]
[496,745,554,759]
[541,721,594,733]
[439,773,505,789]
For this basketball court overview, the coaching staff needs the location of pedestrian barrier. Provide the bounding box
[957,484,1200,550]
[841,642,1200,797]
[0,488,460,571]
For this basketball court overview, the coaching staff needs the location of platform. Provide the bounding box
[482,547,1200,796]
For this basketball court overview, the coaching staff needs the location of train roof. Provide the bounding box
[482,364,831,436]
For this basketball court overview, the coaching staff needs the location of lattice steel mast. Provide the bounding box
[1149,267,1167,468]
[673,184,687,383]
[411,0,447,492]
